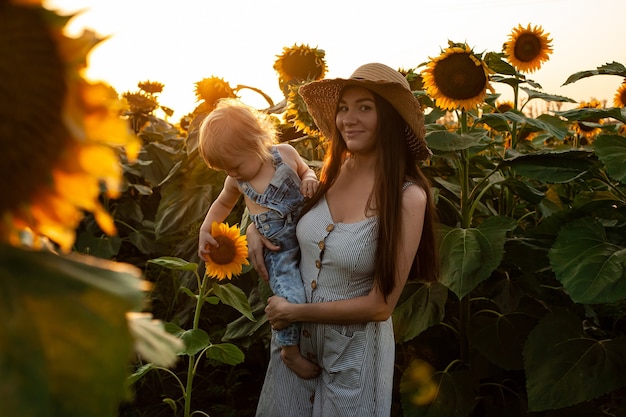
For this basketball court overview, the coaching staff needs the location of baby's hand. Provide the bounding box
[301,178,319,198]
[198,229,218,262]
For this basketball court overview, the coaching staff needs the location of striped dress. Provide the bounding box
[255,195,395,417]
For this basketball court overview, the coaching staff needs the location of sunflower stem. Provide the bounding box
[185,270,211,417]
[458,110,471,364]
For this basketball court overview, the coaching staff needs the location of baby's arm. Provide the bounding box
[198,176,242,261]
[276,144,319,198]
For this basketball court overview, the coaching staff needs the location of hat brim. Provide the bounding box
[299,78,431,160]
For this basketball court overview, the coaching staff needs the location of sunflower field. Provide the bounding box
[3,2,626,417]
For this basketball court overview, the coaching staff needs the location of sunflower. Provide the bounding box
[613,82,626,108]
[402,359,438,406]
[274,44,327,96]
[399,68,424,91]
[285,83,320,138]
[0,2,140,252]
[194,76,238,114]
[422,42,494,111]
[504,24,553,73]
[205,222,249,281]
[138,80,164,95]
[572,98,604,140]
[495,100,515,113]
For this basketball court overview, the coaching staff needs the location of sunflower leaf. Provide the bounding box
[520,87,576,103]
[499,149,595,183]
[594,134,626,183]
[548,217,626,304]
[180,328,210,355]
[0,245,142,417]
[438,216,517,299]
[524,309,626,411]
[205,343,245,365]
[554,107,626,123]
[562,61,626,86]
[425,131,481,151]
[211,282,255,322]
[393,282,447,343]
[148,256,198,271]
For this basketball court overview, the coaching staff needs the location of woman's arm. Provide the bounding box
[266,183,427,326]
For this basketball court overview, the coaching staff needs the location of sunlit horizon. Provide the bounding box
[46,0,626,121]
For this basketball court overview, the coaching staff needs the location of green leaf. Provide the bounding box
[562,61,626,86]
[548,218,626,304]
[180,328,210,355]
[211,282,255,322]
[127,363,158,386]
[439,217,517,299]
[500,178,545,204]
[468,311,537,370]
[205,342,245,365]
[525,114,569,140]
[499,149,595,183]
[400,368,477,417]
[148,256,198,271]
[519,87,576,103]
[554,107,626,124]
[594,134,626,183]
[393,282,447,343]
[524,309,626,411]
[425,131,481,152]
[0,244,143,417]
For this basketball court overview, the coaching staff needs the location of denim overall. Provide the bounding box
[239,146,306,347]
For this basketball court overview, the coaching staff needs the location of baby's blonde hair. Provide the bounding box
[198,99,276,170]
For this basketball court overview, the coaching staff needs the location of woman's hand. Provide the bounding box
[246,223,280,282]
[265,295,291,330]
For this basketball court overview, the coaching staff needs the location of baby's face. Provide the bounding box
[220,153,263,182]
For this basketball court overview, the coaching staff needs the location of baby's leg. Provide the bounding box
[281,344,320,379]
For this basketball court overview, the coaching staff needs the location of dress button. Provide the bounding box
[260,214,266,221]
[318,241,325,250]
[315,260,321,269]
[326,224,335,232]
[310,395,315,404]
[263,224,270,231]
[311,280,317,289]
[302,329,310,338]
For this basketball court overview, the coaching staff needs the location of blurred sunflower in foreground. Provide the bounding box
[422,41,494,111]
[204,222,249,280]
[504,24,553,74]
[0,1,140,252]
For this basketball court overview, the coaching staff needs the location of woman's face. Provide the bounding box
[335,86,378,155]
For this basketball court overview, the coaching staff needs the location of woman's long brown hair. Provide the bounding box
[302,89,439,300]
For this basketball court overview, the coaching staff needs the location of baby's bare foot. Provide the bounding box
[281,346,320,379]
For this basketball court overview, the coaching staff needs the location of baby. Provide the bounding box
[197,99,319,379]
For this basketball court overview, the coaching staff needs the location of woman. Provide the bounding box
[249,62,439,417]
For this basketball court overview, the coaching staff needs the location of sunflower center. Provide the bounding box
[0,5,69,214]
[513,33,542,63]
[433,53,487,100]
[209,235,237,265]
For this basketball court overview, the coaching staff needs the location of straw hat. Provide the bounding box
[298,62,431,160]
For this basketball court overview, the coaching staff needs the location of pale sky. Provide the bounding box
[45,0,626,120]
